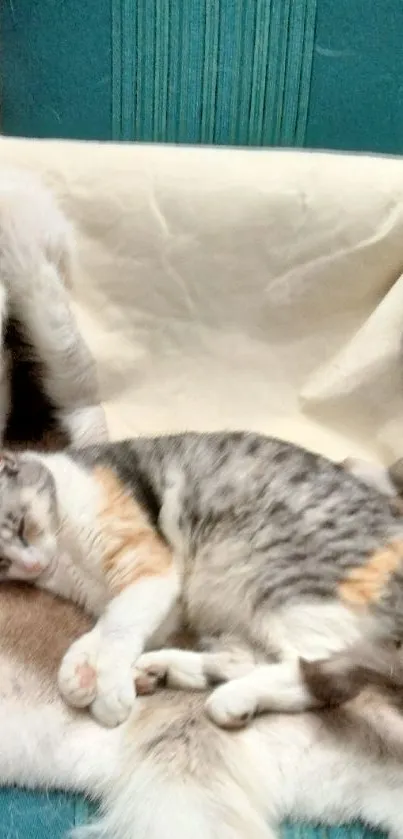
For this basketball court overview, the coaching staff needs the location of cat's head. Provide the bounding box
[0,451,59,582]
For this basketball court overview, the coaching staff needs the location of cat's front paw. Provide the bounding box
[91,653,135,727]
[58,630,100,708]
[58,632,136,727]
[205,680,257,729]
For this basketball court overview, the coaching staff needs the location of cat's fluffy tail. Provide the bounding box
[73,692,272,839]
[0,169,107,445]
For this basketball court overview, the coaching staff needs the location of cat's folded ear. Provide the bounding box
[18,457,56,496]
[0,450,19,477]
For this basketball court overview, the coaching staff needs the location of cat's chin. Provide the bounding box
[21,566,46,580]
[8,569,43,583]
[8,558,53,583]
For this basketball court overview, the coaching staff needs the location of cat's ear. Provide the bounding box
[19,458,57,499]
[0,450,19,477]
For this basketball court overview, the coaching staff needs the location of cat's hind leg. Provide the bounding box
[133,642,324,729]
[134,646,256,694]
[205,659,318,728]
[206,600,372,728]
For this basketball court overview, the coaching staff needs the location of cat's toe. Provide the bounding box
[205,682,256,729]
[58,636,99,708]
[91,691,135,727]
[91,664,136,727]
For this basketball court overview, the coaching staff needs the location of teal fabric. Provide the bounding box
[0,790,93,837]
[2,0,403,152]
[282,827,385,839]
[0,792,387,839]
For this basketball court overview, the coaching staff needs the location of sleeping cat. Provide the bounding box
[0,431,403,729]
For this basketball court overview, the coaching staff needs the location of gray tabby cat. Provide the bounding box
[0,431,401,729]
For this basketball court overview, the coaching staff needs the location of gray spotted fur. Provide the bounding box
[73,431,403,643]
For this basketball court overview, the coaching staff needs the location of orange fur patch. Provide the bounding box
[94,466,173,595]
[339,541,403,606]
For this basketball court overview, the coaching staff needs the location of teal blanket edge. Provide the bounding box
[0,790,93,838]
[0,789,386,839]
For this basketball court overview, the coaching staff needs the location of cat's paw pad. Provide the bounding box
[205,681,256,729]
[91,659,136,727]
[58,635,99,708]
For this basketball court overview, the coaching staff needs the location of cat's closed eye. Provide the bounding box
[17,518,27,546]
[0,556,10,571]
[0,513,29,546]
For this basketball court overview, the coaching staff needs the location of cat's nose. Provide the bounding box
[29,561,43,573]
[23,560,44,576]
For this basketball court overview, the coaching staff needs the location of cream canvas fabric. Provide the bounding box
[1,137,402,466]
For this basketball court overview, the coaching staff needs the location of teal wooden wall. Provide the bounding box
[1,0,403,153]
[1,0,113,140]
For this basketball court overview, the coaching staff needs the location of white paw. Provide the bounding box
[134,650,208,693]
[134,653,168,695]
[203,651,256,683]
[59,631,136,727]
[91,655,136,727]
[205,680,257,729]
[58,631,100,709]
